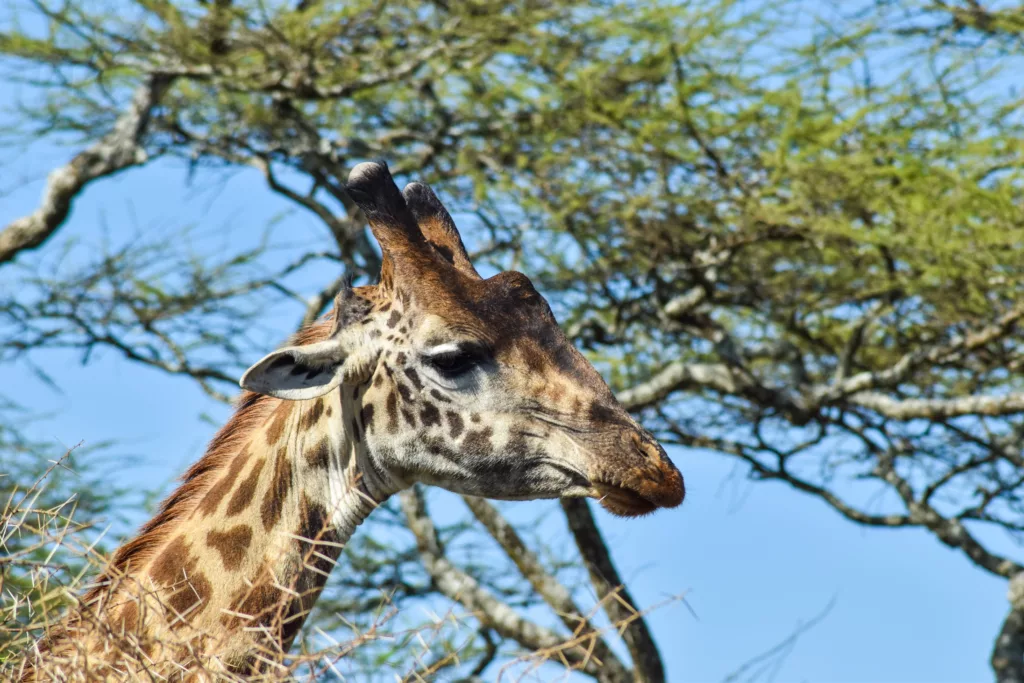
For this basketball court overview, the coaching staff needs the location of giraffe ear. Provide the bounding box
[240,340,376,400]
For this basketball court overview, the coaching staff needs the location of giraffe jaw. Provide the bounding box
[590,463,686,518]
[592,482,660,517]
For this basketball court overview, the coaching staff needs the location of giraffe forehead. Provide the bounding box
[398,287,596,377]
[400,310,491,348]
[378,273,613,401]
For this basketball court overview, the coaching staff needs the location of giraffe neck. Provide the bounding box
[76,389,395,676]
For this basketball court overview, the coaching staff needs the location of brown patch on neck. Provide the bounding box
[227,456,266,516]
[265,401,292,446]
[207,525,253,571]
[261,448,294,532]
[80,320,334,608]
[148,535,212,627]
[299,398,325,431]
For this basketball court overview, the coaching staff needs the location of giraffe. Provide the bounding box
[23,161,684,681]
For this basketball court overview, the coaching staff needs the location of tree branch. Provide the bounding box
[617,301,1024,421]
[461,495,632,683]
[400,487,616,680]
[560,498,666,683]
[848,391,1024,420]
[617,361,739,411]
[0,75,171,265]
[994,573,1024,683]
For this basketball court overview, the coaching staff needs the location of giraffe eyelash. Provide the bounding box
[421,342,490,379]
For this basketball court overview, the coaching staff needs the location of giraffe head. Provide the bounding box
[241,162,683,517]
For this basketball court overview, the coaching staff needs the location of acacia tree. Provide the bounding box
[1,0,1024,680]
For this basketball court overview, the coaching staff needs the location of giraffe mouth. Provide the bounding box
[592,482,659,517]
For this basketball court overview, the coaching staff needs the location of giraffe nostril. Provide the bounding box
[630,431,655,459]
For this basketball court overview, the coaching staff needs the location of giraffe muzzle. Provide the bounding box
[591,431,685,517]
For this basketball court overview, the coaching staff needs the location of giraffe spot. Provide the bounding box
[223,583,284,630]
[304,438,330,470]
[470,413,481,423]
[224,574,309,651]
[430,389,451,404]
[325,405,333,417]
[373,371,384,388]
[149,536,210,626]
[401,407,417,428]
[166,571,211,624]
[350,416,362,441]
[261,452,294,532]
[227,457,266,517]
[197,448,251,517]
[508,432,531,458]
[395,352,407,365]
[386,392,398,431]
[369,329,382,339]
[518,342,547,373]
[360,404,375,434]
[280,607,306,649]
[419,402,441,428]
[207,525,253,572]
[396,381,414,403]
[446,411,464,439]
[462,427,494,457]
[403,368,423,390]
[430,240,455,264]
[265,402,291,446]
[149,536,191,586]
[379,301,391,312]
[423,435,461,462]
[587,401,622,426]
[297,495,333,544]
[118,602,139,634]
[387,310,402,328]
[299,399,325,431]
[295,495,340,578]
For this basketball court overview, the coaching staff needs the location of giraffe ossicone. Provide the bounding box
[26,161,684,680]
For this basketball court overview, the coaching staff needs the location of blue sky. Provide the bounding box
[0,134,1011,683]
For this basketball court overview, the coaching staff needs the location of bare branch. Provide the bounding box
[400,487,614,680]
[848,391,1024,420]
[617,361,739,410]
[0,75,171,265]
[993,573,1024,683]
[560,498,666,683]
[817,303,1024,401]
[461,495,632,683]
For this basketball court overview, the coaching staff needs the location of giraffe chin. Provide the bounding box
[592,482,659,518]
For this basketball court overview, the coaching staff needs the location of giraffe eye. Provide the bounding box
[423,344,487,379]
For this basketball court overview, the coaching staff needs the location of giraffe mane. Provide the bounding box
[81,319,334,607]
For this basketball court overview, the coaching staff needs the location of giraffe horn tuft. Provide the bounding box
[402,182,480,279]
[345,160,426,256]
